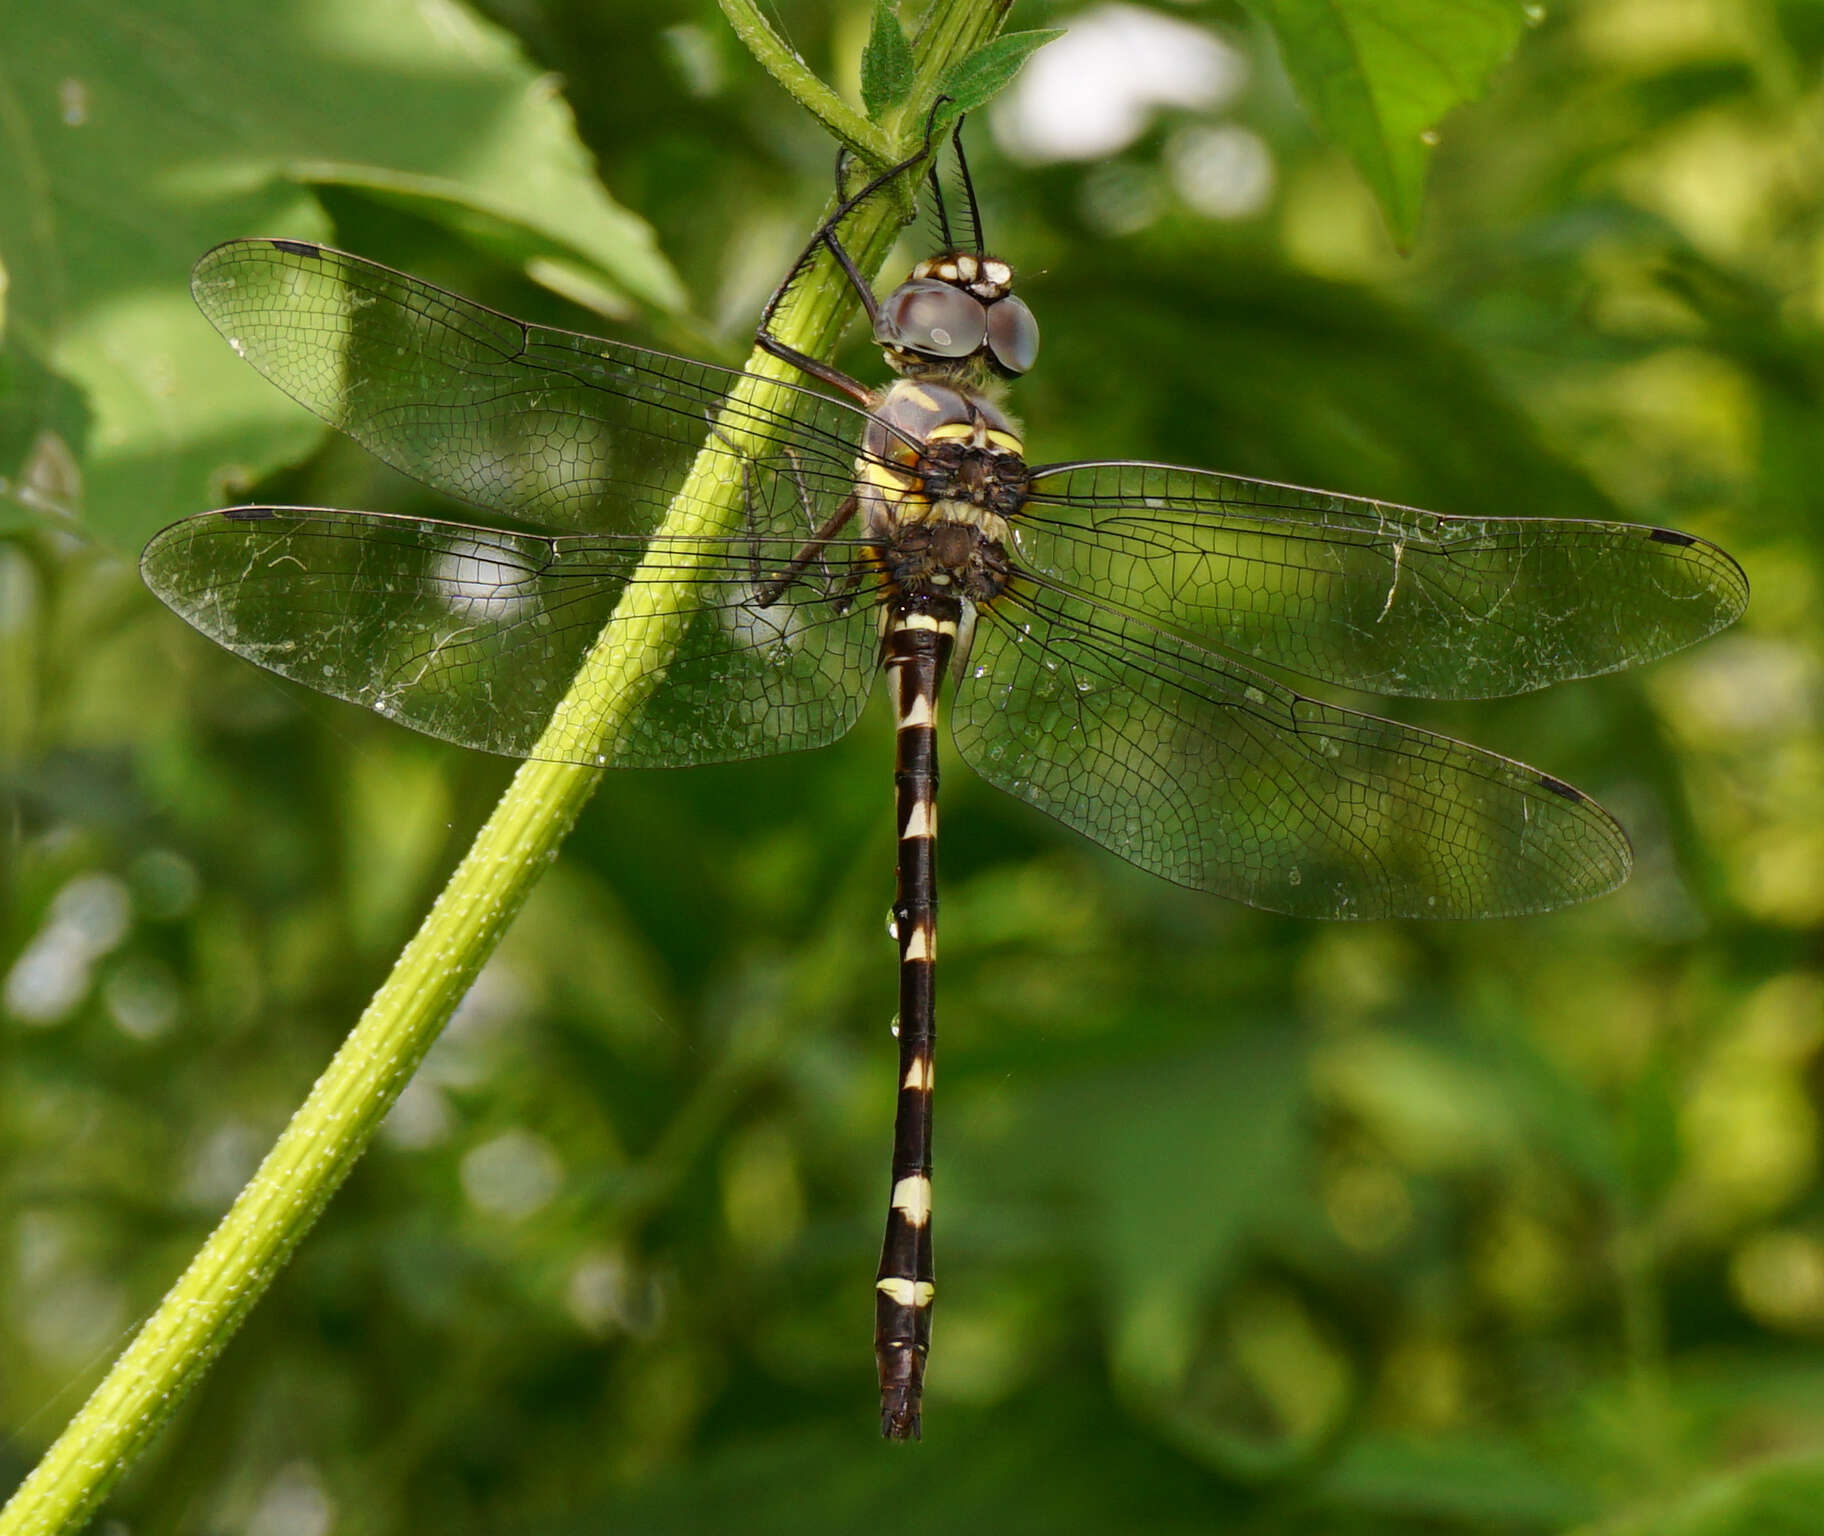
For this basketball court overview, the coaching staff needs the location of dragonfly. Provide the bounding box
[143,124,1747,1440]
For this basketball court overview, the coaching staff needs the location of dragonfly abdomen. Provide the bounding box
[875,598,957,1441]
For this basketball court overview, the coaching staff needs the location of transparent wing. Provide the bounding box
[191,239,870,536]
[1020,460,1747,699]
[142,509,887,768]
[950,580,1632,918]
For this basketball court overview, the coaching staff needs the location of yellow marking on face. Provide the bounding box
[903,921,935,962]
[955,255,979,281]
[903,1055,932,1091]
[876,1277,937,1308]
[891,1175,933,1227]
[983,259,1011,287]
[924,422,974,443]
[935,261,958,281]
[900,799,936,839]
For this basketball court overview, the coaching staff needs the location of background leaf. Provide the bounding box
[0,0,684,550]
[1245,0,1531,244]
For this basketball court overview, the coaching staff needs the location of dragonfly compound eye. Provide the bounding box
[876,281,988,359]
[986,295,1039,376]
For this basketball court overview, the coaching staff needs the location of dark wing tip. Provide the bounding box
[191,237,330,307]
[1537,772,1585,803]
[142,507,285,588]
[1712,541,1752,621]
[1651,523,1751,627]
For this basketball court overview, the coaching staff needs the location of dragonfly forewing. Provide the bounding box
[1020,461,1748,699]
[190,240,870,540]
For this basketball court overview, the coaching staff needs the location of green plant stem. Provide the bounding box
[715,0,887,161]
[0,5,1007,1530]
[907,0,1013,107]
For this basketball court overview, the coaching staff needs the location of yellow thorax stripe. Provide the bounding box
[860,461,916,493]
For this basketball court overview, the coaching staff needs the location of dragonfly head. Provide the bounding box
[874,251,1039,383]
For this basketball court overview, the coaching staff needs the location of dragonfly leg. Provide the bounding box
[696,412,784,594]
[781,445,851,593]
[755,102,955,401]
[752,492,861,609]
[697,414,867,611]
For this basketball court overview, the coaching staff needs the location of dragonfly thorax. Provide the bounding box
[917,434,1027,521]
[861,378,1027,606]
[862,381,1029,524]
[884,517,1014,606]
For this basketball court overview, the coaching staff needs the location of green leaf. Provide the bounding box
[934,28,1065,120]
[1245,0,1532,246]
[861,2,915,118]
[0,0,686,551]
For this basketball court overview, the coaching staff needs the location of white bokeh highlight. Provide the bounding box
[993,5,1247,164]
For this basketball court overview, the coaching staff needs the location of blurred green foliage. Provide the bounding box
[3,1,1822,1532]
